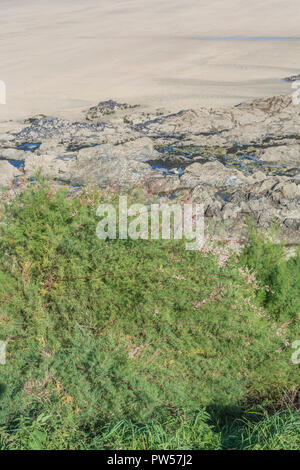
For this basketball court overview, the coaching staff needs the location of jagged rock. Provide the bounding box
[1,93,300,241]
[182,161,245,188]
[70,155,154,188]
[69,138,160,187]
[86,100,138,120]
[275,182,300,200]
[222,203,242,220]
[147,176,181,195]
[25,137,161,185]
[256,177,280,194]
[235,94,293,114]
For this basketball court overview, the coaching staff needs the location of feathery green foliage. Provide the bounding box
[240,225,300,322]
[0,181,299,450]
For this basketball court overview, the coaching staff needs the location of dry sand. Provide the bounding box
[0,0,300,121]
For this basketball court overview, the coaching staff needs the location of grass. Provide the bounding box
[0,180,299,450]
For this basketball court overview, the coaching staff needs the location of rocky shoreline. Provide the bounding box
[0,94,300,242]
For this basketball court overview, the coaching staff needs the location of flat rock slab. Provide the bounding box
[0,161,21,187]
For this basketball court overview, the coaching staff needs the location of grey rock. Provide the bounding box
[147,176,181,195]
[222,203,241,220]
[0,161,21,187]
[0,134,15,143]
[69,138,160,187]
[183,161,245,188]
[36,139,66,156]
[275,182,300,200]
[258,145,300,164]
[223,175,245,187]
[2,92,300,242]
[293,173,300,183]
[25,153,72,181]
[71,155,154,188]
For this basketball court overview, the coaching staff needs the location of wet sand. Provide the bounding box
[0,0,300,121]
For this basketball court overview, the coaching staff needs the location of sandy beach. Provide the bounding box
[0,0,300,121]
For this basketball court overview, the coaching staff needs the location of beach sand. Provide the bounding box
[0,0,300,121]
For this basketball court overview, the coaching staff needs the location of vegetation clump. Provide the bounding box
[0,181,299,449]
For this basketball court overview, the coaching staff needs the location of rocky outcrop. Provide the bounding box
[0,95,299,240]
[25,137,161,186]
[86,99,138,120]
[69,138,160,187]
[181,161,246,188]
